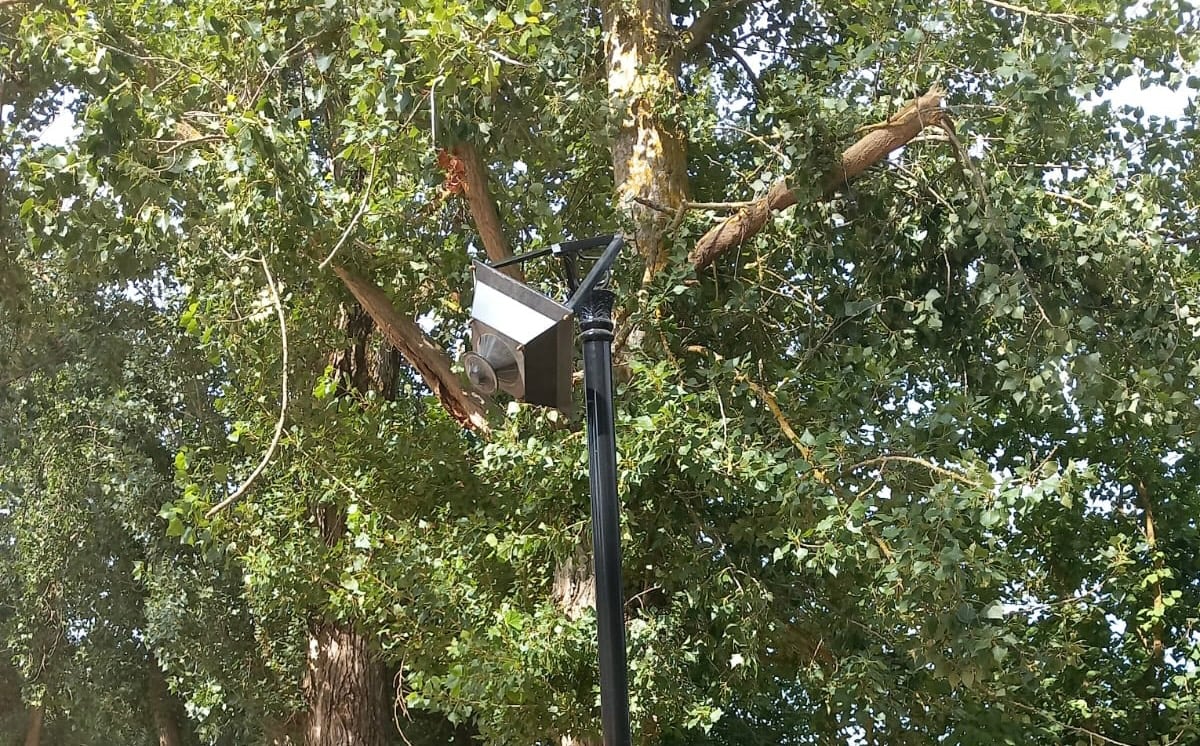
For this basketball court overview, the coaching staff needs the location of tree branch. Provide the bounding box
[981,0,1082,23]
[714,38,764,98]
[332,265,490,434]
[449,141,521,280]
[681,0,751,56]
[689,85,946,270]
[845,455,980,487]
[319,147,378,269]
[207,256,289,517]
[1135,478,1166,672]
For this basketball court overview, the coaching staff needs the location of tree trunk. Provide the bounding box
[264,714,303,745]
[304,622,389,746]
[301,305,397,746]
[549,8,689,744]
[552,545,602,746]
[22,705,43,746]
[147,663,184,746]
[602,0,688,278]
[552,543,596,622]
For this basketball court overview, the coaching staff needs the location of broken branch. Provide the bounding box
[449,141,521,280]
[689,85,946,270]
[332,266,491,434]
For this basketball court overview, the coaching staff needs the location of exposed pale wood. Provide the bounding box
[332,266,490,434]
[552,543,596,621]
[689,86,946,270]
[450,142,522,281]
[603,0,689,276]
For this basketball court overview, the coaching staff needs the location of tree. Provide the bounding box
[5,0,1200,743]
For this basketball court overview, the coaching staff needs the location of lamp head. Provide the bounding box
[463,261,574,413]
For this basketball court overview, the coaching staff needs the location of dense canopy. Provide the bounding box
[2,0,1199,744]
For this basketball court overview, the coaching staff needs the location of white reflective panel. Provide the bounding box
[472,282,555,344]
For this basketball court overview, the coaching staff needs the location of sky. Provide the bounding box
[1101,74,1196,118]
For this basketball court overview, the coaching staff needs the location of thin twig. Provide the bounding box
[714,38,765,99]
[1045,190,1095,211]
[712,122,789,163]
[1010,702,1138,746]
[486,48,528,67]
[319,148,378,269]
[393,666,415,746]
[633,195,758,213]
[155,134,225,155]
[847,455,981,487]
[939,118,1054,327]
[981,0,1082,23]
[206,257,288,517]
[94,40,229,96]
[248,34,316,107]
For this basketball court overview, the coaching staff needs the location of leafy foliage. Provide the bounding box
[3,0,1199,743]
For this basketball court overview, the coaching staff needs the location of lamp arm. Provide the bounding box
[490,246,554,270]
[566,235,625,312]
[488,235,618,271]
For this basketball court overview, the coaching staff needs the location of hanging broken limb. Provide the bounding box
[332,265,491,435]
[688,86,947,270]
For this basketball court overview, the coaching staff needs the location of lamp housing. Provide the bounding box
[464,260,574,413]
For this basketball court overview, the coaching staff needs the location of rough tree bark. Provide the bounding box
[22,705,43,746]
[147,662,184,746]
[302,306,397,746]
[449,141,522,281]
[303,621,389,746]
[602,0,689,278]
[689,86,946,270]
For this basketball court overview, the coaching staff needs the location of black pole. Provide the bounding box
[578,287,633,746]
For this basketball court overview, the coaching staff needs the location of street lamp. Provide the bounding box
[463,235,632,746]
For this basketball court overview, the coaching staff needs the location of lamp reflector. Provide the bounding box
[465,261,575,413]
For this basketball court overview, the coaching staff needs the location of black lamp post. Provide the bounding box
[463,235,632,746]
